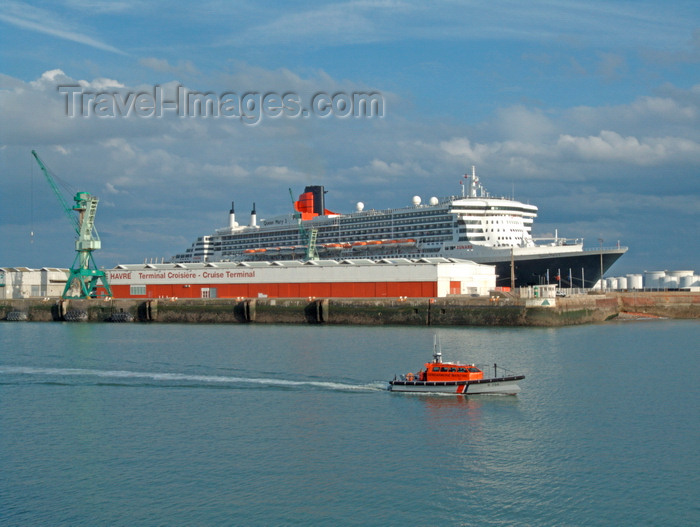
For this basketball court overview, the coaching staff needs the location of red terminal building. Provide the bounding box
[102,258,496,299]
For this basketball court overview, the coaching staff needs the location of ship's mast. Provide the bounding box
[463,166,484,198]
[469,166,478,197]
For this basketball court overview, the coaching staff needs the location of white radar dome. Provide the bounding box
[412,196,421,206]
[356,202,365,212]
[429,196,438,206]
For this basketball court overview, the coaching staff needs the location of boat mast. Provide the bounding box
[432,335,442,363]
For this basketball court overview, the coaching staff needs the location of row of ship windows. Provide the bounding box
[218,233,455,250]
[458,218,524,225]
[218,241,453,257]
[465,226,532,233]
[333,218,454,229]
[337,211,449,224]
[485,219,521,225]
[219,227,454,246]
[460,228,524,235]
[458,235,521,242]
[337,221,445,230]
[452,205,536,213]
[333,213,531,230]
[454,217,529,226]
[217,232,455,251]
[222,221,454,241]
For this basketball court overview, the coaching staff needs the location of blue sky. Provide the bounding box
[1,0,698,275]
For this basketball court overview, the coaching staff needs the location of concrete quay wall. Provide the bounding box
[612,291,700,319]
[5,292,696,326]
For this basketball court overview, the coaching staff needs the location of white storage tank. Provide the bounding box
[680,275,695,288]
[644,271,665,289]
[667,270,694,279]
[663,275,679,289]
[617,276,628,290]
[666,270,694,287]
[627,274,643,290]
[607,278,618,290]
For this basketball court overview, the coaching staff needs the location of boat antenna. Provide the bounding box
[433,335,442,363]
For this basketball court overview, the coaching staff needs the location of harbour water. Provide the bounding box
[1,320,698,526]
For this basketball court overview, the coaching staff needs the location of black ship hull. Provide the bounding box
[491,248,627,287]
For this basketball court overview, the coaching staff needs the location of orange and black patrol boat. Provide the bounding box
[389,338,524,395]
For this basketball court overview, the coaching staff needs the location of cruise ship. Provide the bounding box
[170,168,627,287]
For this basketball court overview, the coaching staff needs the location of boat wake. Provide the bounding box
[0,366,388,393]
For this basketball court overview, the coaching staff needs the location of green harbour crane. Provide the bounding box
[31,150,112,298]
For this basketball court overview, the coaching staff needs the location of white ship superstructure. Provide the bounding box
[170,168,627,286]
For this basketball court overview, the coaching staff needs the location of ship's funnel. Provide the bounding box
[303,186,326,216]
[250,203,257,227]
[294,185,336,219]
[229,201,237,228]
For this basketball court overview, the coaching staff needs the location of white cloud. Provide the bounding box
[0,1,127,55]
[223,0,696,50]
[440,138,495,165]
[437,89,700,175]
[567,92,700,134]
[557,131,700,165]
[368,159,428,177]
[253,165,307,183]
[596,52,627,81]
[105,182,125,194]
[100,138,136,157]
[139,57,199,76]
[492,106,557,142]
